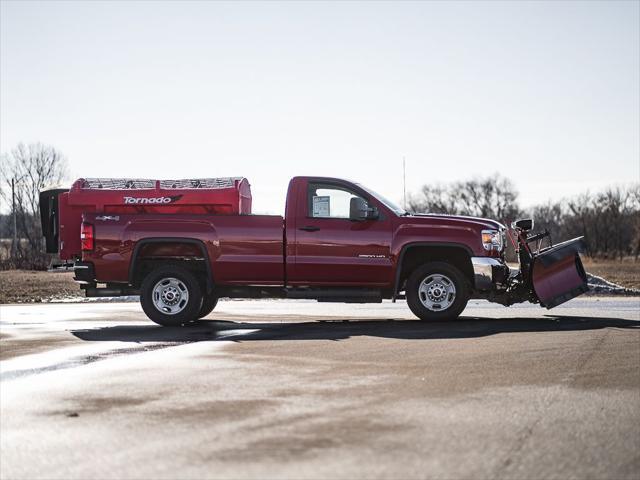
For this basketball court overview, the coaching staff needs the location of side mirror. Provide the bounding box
[350,197,367,221]
[512,218,534,231]
[350,197,378,221]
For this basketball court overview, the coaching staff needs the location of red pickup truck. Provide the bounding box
[40,176,588,326]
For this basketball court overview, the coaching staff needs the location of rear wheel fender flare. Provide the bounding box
[128,237,214,292]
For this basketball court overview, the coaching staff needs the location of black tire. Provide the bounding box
[140,264,203,326]
[406,261,470,321]
[198,294,219,319]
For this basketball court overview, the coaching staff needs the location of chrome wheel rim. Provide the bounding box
[152,277,189,315]
[418,274,456,311]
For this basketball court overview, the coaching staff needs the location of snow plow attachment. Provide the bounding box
[531,237,588,308]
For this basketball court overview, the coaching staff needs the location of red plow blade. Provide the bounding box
[531,237,589,308]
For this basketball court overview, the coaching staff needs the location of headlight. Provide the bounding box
[481,229,504,251]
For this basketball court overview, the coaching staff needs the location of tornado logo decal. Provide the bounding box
[123,194,184,204]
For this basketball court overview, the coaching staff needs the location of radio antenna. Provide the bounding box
[403,156,407,210]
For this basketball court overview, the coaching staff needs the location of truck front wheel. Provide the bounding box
[406,261,469,321]
[140,265,203,326]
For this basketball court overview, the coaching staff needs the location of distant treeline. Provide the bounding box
[408,175,640,260]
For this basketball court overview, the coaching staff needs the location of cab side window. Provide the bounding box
[308,183,365,219]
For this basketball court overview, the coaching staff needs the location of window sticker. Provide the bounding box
[312,196,330,217]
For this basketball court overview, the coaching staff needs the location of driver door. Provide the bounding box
[288,180,393,286]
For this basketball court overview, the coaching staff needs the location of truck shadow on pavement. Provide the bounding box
[72,315,639,344]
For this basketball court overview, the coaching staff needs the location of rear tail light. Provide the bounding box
[81,222,94,251]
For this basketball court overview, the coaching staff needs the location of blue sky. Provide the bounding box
[1,1,638,214]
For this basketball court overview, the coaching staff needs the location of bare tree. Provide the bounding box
[530,201,564,241]
[0,143,68,269]
[407,174,523,226]
[561,187,640,259]
[408,184,458,214]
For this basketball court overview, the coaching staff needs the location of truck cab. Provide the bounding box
[40,175,588,326]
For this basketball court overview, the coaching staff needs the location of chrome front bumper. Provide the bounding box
[471,257,506,291]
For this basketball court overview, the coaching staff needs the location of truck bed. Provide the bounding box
[83,213,285,285]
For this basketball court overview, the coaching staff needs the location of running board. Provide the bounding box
[212,286,383,303]
[286,288,382,303]
[83,286,140,297]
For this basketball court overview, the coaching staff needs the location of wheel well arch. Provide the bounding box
[393,243,474,298]
[128,238,214,292]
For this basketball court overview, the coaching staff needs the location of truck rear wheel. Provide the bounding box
[406,261,469,321]
[198,294,219,319]
[140,265,203,326]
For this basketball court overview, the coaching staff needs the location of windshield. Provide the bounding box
[356,183,407,216]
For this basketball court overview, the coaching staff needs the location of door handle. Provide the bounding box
[299,225,321,232]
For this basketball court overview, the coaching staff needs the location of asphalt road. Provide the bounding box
[1,298,639,480]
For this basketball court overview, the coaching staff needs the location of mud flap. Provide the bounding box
[531,237,588,308]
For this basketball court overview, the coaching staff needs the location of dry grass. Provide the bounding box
[581,258,640,290]
[0,270,81,304]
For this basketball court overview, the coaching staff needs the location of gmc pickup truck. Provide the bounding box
[39,176,588,326]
